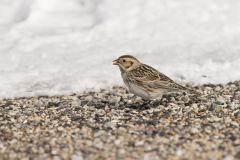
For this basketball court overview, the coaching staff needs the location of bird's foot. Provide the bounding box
[140,99,161,108]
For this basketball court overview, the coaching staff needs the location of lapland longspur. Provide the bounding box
[113,55,193,100]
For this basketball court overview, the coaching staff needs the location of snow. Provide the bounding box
[0,0,240,98]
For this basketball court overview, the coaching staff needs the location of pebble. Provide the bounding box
[191,127,199,134]
[105,121,117,128]
[0,81,239,160]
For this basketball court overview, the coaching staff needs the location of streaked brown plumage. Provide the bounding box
[113,55,192,100]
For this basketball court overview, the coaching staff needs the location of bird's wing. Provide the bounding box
[127,64,188,91]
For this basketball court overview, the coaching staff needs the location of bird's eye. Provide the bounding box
[122,59,126,63]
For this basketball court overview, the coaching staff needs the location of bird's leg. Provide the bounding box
[139,98,162,108]
[139,99,151,109]
[150,99,161,107]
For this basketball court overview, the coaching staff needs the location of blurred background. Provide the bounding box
[0,0,240,98]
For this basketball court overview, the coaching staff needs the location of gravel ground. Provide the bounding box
[0,81,240,160]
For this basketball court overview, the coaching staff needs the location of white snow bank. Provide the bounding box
[0,0,240,98]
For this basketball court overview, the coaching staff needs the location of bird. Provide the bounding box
[113,55,194,100]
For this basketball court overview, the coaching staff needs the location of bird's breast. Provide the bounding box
[121,72,130,88]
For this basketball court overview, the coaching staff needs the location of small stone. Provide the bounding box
[114,139,122,145]
[57,126,64,131]
[191,127,199,134]
[72,153,84,160]
[94,139,104,149]
[215,86,222,91]
[230,121,239,127]
[135,141,144,146]
[9,111,18,116]
[216,96,226,105]
[105,121,117,128]
[85,96,93,102]
[208,116,222,122]
[51,149,58,155]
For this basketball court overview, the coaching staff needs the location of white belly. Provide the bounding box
[121,73,163,100]
[121,72,165,100]
[128,83,152,100]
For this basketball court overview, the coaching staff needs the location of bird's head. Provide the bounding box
[113,55,141,72]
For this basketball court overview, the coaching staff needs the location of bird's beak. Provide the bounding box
[112,59,119,65]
